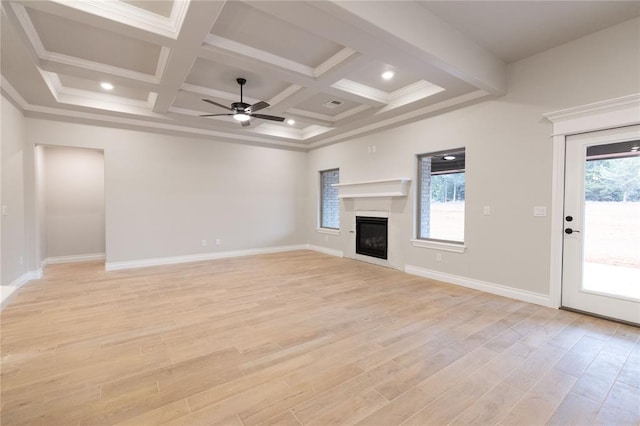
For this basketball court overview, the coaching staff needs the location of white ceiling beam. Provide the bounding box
[197,47,386,108]
[244,1,485,94]
[315,1,507,95]
[152,1,227,113]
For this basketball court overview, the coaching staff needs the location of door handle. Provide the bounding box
[565,228,580,234]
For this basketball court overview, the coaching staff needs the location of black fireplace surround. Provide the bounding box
[356,216,388,260]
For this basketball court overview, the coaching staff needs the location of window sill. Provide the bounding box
[317,228,340,236]
[411,239,466,253]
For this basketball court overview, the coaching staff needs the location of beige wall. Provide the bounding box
[1,95,27,286]
[25,121,308,264]
[2,17,638,298]
[306,17,640,296]
[42,146,105,258]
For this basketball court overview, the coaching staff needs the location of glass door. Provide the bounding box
[562,126,640,324]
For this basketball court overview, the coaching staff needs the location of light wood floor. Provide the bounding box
[1,251,638,425]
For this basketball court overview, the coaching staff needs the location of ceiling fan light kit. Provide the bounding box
[200,78,285,127]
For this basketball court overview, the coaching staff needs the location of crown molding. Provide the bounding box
[1,76,29,110]
[544,93,640,136]
[331,79,388,104]
[48,0,184,39]
[22,102,309,150]
[307,89,490,149]
[544,93,640,123]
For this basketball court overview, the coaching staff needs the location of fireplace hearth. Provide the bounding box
[356,216,388,260]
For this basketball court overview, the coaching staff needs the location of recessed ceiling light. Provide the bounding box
[100,82,114,91]
[287,119,295,125]
[631,145,639,152]
[381,70,395,80]
[443,155,456,161]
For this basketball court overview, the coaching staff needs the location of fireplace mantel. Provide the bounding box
[333,178,411,199]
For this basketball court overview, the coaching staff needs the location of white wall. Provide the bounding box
[26,121,308,264]
[306,17,640,298]
[1,95,27,286]
[43,146,105,259]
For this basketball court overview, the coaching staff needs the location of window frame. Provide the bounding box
[415,148,466,249]
[319,168,340,231]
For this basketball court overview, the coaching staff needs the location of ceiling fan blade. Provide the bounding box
[251,113,285,122]
[199,113,234,117]
[241,119,251,127]
[202,99,233,111]
[248,101,269,113]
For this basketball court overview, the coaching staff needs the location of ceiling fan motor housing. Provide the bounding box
[232,102,251,112]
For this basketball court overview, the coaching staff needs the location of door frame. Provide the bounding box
[545,93,640,309]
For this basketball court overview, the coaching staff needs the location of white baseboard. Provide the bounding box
[1,268,42,311]
[306,244,344,258]
[8,272,30,289]
[44,253,105,265]
[404,264,553,308]
[105,245,308,271]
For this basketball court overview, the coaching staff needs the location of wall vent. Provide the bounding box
[323,100,343,109]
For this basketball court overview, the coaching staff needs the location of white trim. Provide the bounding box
[203,34,314,77]
[45,253,105,265]
[410,239,466,253]
[2,269,42,311]
[331,79,388,104]
[105,245,308,271]
[356,210,389,218]
[1,77,29,109]
[8,272,30,289]
[306,244,344,258]
[316,228,340,236]
[545,93,640,310]
[549,135,565,308]
[404,264,552,308]
[48,0,184,39]
[333,178,411,199]
[28,269,43,280]
[314,48,357,78]
[308,90,490,150]
[544,93,640,136]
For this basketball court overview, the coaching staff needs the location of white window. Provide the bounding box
[417,148,465,243]
[320,168,340,229]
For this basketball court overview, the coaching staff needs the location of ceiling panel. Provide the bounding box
[58,75,151,101]
[186,58,291,102]
[120,0,174,18]
[26,7,162,75]
[295,93,361,117]
[211,1,344,68]
[348,60,421,93]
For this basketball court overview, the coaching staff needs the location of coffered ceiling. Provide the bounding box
[2,1,638,150]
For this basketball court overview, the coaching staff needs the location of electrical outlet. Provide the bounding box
[325,235,329,242]
[1,205,7,216]
[533,206,547,217]
[483,206,491,216]
[20,256,23,265]
[372,145,376,153]
[436,253,442,262]
[201,240,207,247]
[215,239,221,245]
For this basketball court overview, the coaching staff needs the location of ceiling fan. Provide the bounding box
[200,78,285,127]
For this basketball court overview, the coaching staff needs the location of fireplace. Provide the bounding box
[356,216,388,260]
